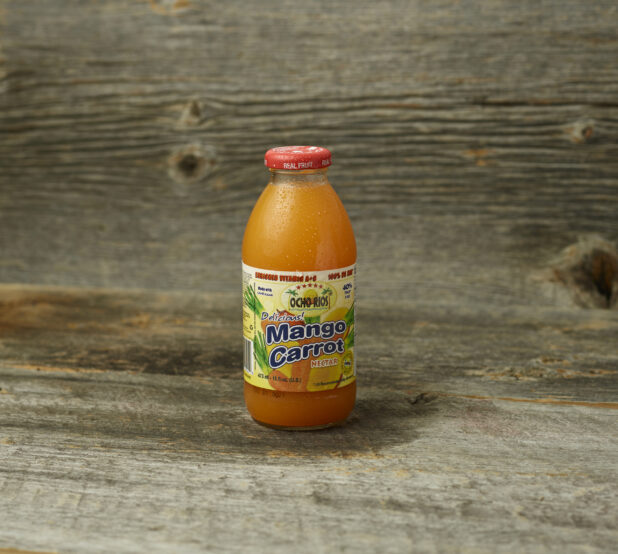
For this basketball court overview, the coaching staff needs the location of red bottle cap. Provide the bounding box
[264,146,332,170]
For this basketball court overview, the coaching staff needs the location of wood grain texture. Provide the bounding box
[1,1,618,551]
[0,0,617,308]
[0,285,617,552]
[0,285,616,401]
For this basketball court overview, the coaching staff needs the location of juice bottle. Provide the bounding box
[242,146,356,429]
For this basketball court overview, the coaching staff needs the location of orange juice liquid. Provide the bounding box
[242,169,356,428]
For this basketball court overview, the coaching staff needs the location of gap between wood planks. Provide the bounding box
[2,363,617,411]
[437,392,618,410]
[0,549,58,554]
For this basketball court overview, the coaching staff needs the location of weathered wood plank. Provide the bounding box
[1,368,617,553]
[1,1,617,305]
[1,2,617,551]
[0,285,616,552]
[0,285,616,402]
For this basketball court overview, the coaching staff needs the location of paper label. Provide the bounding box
[242,263,355,392]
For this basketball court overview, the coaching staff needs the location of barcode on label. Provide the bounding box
[243,337,254,375]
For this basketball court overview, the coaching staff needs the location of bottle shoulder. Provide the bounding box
[243,182,356,271]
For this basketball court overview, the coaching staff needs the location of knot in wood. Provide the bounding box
[179,100,203,127]
[168,144,217,186]
[566,119,595,144]
[552,236,618,309]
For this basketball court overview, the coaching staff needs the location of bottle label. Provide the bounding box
[242,263,356,392]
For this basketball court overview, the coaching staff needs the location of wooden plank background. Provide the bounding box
[0,1,617,553]
[0,0,616,308]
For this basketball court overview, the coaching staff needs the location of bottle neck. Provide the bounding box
[269,168,329,186]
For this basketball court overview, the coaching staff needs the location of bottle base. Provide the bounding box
[244,381,356,430]
[250,416,348,431]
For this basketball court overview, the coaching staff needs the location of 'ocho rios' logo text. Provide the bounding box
[282,282,335,315]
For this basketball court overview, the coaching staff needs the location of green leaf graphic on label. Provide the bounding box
[253,331,270,374]
[344,304,354,327]
[244,286,264,316]
[344,328,354,350]
[304,315,321,324]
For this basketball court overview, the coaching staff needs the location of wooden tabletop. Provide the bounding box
[1,0,618,551]
[0,285,616,553]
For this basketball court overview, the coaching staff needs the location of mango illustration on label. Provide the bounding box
[243,264,355,392]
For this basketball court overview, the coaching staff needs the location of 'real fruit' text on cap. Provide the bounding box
[264,146,332,170]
